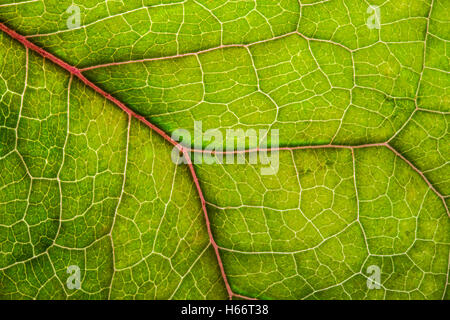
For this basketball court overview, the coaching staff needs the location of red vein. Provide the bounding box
[385,144,449,216]
[0,22,179,150]
[79,31,300,72]
[233,293,258,300]
[79,31,350,73]
[186,143,387,154]
[185,142,449,217]
[183,150,233,299]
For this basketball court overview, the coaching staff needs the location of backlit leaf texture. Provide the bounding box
[0,0,448,300]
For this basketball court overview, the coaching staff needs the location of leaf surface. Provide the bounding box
[0,0,448,300]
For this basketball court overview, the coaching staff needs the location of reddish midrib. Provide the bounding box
[0,22,235,300]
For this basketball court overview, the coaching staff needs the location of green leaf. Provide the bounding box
[0,0,448,300]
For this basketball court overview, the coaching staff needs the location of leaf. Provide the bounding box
[0,0,449,300]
